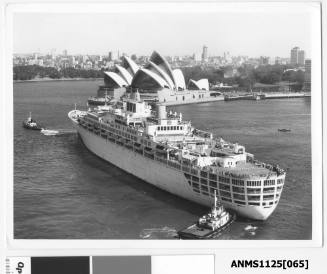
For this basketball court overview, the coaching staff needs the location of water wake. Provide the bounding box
[41,129,77,136]
[139,226,178,239]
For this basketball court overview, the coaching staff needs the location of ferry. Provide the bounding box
[68,91,286,220]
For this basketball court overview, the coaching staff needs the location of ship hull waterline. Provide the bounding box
[69,117,277,221]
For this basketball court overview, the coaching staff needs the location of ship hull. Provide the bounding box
[69,115,277,220]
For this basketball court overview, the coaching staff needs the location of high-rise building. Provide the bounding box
[275,56,281,64]
[201,45,208,62]
[290,47,300,65]
[298,50,305,65]
[303,59,311,92]
[63,49,68,56]
[108,51,119,61]
[259,56,269,65]
[290,47,305,66]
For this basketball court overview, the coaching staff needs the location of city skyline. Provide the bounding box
[14,10,313,59]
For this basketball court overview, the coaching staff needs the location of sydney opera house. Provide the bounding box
[102,51,210,93]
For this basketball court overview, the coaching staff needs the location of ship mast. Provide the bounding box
[214,190,217,208]
[105,90,108,106]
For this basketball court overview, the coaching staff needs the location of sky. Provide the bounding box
[13,9,314,58]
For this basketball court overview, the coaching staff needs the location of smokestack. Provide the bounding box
[157,104,167,119]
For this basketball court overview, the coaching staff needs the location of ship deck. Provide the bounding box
[211,161,274,178]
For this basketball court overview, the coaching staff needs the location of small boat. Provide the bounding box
[278,128,291,132]
[177,191,235,239]
[22,112,43,130]
[244,224,257,232]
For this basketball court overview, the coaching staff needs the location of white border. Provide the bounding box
[2,1,323,252]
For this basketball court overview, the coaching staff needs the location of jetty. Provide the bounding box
[224,92,310,102]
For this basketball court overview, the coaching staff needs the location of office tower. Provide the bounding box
[201,45,208,62]
[298,50,305,65]
[290,47,299,65]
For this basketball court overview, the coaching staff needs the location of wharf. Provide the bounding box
[162,95,225,106]
[224,92,310,101]
[264,92,311,99]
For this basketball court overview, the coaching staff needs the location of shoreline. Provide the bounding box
[14,77,103,83]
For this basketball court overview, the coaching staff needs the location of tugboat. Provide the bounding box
[22,112,42,130]
[178,191,235,239]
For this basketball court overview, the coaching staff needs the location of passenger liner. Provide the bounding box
[68,91,286,220]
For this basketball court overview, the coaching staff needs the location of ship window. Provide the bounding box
[184,173,191,179]
[173,126,176,130]
[209,173,217,181]
[247,180,262,187]
[247,195,260,201]
[192,176,199,182]
[232,179,244,186]
[193,189,200,193]
[192,183,199,189]
[219,176,230,184]
[209,181,217,188]
[233,194,245,200]
[210,187,217,193]
[181,126,183,130]
[202,192,209,196]
[235,200,246,205]
[220,190,231,198]
[232,186,244,193]
[221,197,232,202]
[164,126,166,130]
[263,195,274,200]
[248,202,260,206]
[219,183,230,191]
[157,127,160,131]
[200,170,207,177]
[201,185,208,192]
[264,179,275,186]
[200,178,207,184]
[277,178,284,184]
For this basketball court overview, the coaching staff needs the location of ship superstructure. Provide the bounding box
[68,91,286,220]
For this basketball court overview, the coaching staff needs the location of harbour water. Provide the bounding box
[14,80,311,239]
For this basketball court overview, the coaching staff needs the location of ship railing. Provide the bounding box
[167,160,181,170]
[144,152,154,160]
[263,189,275,194]
[192,129,212,139]
[182,165,191,173]
[262,196,274,201]
[155,156,167,165]
[247,190,262,194]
